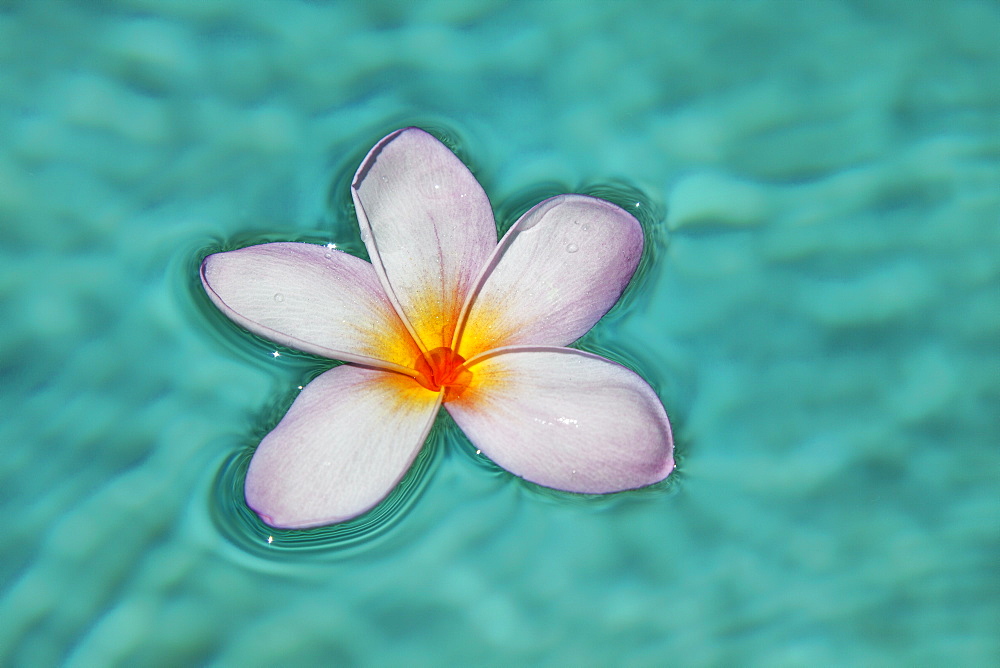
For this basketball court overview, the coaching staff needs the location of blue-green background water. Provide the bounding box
[2,1,998,665]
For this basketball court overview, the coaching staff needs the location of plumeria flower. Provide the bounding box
[201,128,674,529]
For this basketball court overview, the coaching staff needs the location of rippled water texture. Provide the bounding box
[2,1,998,665]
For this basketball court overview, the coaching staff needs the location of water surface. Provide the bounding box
[1,1,997,665]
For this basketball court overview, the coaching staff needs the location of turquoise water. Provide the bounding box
[2,0,998,665]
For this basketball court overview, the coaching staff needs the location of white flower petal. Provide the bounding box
[352,128,496,350]
[245,365,442,529]
[457,195,643,359]
[446,346,674,493]
[202,242,421,371]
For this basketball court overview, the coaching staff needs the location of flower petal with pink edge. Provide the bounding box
[202,242,422,372]
[446,346,673,493]
[456,195,644,359]
[352,128,496,351]
[245,365,442,529]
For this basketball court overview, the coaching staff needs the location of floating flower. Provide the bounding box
[201,128,674,529]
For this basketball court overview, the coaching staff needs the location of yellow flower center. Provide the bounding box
[413,347,473,400]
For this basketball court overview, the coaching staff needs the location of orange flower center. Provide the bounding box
[413,347,473,400]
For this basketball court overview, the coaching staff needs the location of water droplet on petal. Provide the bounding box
[566,243,578,253]
[273,293,284,302]
[418,166,453,199]
[581,223,590,232]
